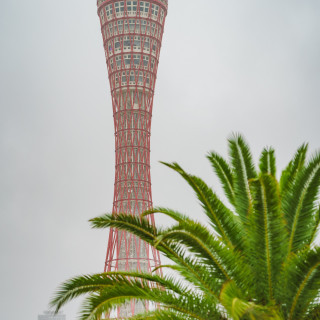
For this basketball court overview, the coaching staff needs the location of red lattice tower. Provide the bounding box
[97,0,168,317]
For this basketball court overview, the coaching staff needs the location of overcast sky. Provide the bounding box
[1,0,320,319]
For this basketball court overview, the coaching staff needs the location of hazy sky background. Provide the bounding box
[1,0,320,319]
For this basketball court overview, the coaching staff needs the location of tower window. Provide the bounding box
[100,11,105,23]
[130,72,135,82]
[143,55,149,67]
[105,4,113,19]
[133,54,140,66]
[151,4,159,18]
[129,19,136,32]
[115,40,121,49]
[108,23,113,36]
[115,1,125,14]
[127,1,137,14]
[116,56,122,67]
[117,20,124,33]
[123,36,131,48]
[140,1,150,14]
[160,9,165,23]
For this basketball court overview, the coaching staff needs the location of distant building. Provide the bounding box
[38,311,66,320]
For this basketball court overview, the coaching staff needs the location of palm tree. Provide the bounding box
[50,135,320,320]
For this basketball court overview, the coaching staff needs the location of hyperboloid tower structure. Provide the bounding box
[96,0,168,317]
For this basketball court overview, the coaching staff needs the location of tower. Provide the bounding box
[96,0,168,317]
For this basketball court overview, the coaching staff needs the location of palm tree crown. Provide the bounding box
[51,135,320,320]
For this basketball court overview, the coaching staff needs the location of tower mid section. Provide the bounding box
[96,0,168,317]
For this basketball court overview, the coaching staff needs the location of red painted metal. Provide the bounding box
[97,0,168,317]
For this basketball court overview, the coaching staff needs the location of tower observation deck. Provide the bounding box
[96,0,168,317]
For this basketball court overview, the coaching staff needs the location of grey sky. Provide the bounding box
[1,0,320,319]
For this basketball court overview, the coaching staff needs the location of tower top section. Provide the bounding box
[97,0,168,11]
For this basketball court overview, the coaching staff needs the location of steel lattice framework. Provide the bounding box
[97,0,168,317]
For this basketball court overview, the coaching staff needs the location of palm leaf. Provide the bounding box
[309,206,320,246]
[228,134,257,221]
[79,284,217,320]
[259,147,276,177]
[283,152,320,253]
[247,174,287,302]
[51,136,320,320]
[157,227,230,281]
[50,271,187,314]
[90,213,159,244]
[280,144,308,194]
[220,281,283,320]
[303,304,320,320]
[142,207,190,223]
[284,247,320,320]
[207,151,235,206]
[162,241,223,298]
[155,220,251,292]
[78,284,160,320]
[160,162,242,249]
[125,309,199,320]
[50,274,116,313]
[90,212,221,299]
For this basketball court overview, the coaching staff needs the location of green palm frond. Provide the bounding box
[154,261,223,299]
[142,207,190,223]
[52,136,320,320]
[104,272,188,295]
[309,206,320,246]
[303,304,320,320]
[248,174,288,302]
[79,283,217,320]
[90,213,158,243]
[50,274,116,313]
[280,144,308,194]
[53,273,212,320]
[219,281,252,320]
[259,148,276,177]
[228,134,257,221]
[50,271,187,314]
[156,220,251,291]
[157,226,230,281]
[284,247,320,320]
[283,152,320,253]
[78,284,161,320]
[220,281,283,320]
[125,309,200,320]
[207,151,235,206]
[162,241,223,298]
[160,162,242,249]
[91,212,222,299]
